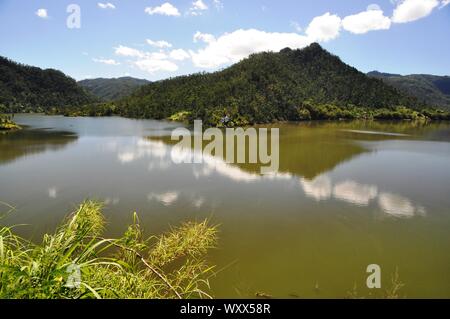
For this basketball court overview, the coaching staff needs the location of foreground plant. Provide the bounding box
[0,201,217,299]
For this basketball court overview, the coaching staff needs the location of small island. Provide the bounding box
[0,114,21,131]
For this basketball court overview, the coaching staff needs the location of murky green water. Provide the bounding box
[1,114,449,298]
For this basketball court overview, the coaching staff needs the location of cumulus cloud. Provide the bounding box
[147,39,172,48]
[98,2,115,9]
[305,12,342,42]
[193,31,216,43]
[392,0,439,23]
[189,29,311,68]
[92,58,120,65]
[170,49,190,61]
[188,0,209,15]
[114,45,145,58]
[134,56,178,73]
[441,0,450,8]
[342,5,391,34]
[114,44,180,74]
[145,2,180,16]
[36,8,48,19]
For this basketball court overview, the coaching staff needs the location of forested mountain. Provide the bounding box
[0,56,96,113]
[115,43,429,126]
[368,71,450,110]
[78,77,150,101]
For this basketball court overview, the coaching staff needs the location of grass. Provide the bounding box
[347,268,405,299]
[0,201,218,299]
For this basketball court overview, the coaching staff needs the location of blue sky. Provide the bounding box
[0,0,449,81]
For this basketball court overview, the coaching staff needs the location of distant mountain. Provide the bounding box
[0,56,95,112]
[368,71,450,110]
[116,43,422,126]
[78,77,151,101]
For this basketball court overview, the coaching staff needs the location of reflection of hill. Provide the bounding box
[0,129,78,165]
[149,121,437,180]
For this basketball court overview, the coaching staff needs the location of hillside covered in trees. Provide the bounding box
[0,56,96,113]
[78,77,150,101]
[368,71,450,110]
[105,43,448,126]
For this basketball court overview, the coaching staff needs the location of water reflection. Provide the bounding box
[110,135,429,218]
[378,193,426,218]
[148,191,179,206]
[0,129,77,165]
[300,175,426,218]
[333,181,377,206]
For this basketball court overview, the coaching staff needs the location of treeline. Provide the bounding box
[0,56,96,113]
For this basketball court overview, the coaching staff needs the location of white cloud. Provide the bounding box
[290,21,303,33]
[342,5,391,34]
[93,58,120,65]
[189,29,311,68]
[192,0,208,10]
[193,31,216,43]
[170,49,190,61]
[114,44,179,74]
[213,0,224,10]
[441,0,450,8]
[188,0,209,15]
[114,45,145,58]
[145,2,180,16]
[392,0,439,23]
[134,58,178,73]
[146,39,172,48]
[98,2,115,10]
[306,12,342,42]
[36,8,48,19]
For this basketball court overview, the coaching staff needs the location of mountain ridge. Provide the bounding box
[113,43,434,125]
[78,77,150,101]
[368,71,450,110]
[0,56,96,112]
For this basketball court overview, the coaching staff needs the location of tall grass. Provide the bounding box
[0,201,217,299]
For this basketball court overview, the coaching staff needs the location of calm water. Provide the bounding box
[1,114,449,298]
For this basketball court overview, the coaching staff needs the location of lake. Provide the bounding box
[1,114,449,298]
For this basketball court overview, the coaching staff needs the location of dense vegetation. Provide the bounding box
[0,201,217,299]
[100,43,449,126]
[78,77,150,101]
[2,45,449,125]
[0,56,96,113]
[368,71,450,110]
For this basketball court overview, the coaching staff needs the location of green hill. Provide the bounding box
[0,56,96,113]
[116,43,432,126]
[78,77,150,101]
[368,71,450,110]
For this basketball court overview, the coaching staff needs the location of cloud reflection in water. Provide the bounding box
[112,137,426,218]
